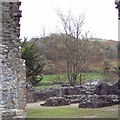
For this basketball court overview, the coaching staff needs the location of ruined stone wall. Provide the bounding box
[0,1,26,119]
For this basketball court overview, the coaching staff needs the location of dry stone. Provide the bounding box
[79,94,119,108]
[43,97,70,106]
[64,95,82,104]
[94,82,112,95]
[33,88,60,102]
[94,80,120,95]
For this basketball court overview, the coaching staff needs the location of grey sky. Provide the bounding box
[20,0,118,40]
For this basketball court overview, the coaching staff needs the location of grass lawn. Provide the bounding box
[26,103,119,118]
[82,72,104,81]
[41,72,104,83]
[34,72,104,89]
[42,74,66,83]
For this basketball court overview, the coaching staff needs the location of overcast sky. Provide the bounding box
[20,0,118,40]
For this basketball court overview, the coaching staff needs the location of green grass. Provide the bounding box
[34,72,104,89]
[42,74,57,83]
[82,72,104,81]
[42,74,66,83]
[27,105,118,118]
[42,72,104,83]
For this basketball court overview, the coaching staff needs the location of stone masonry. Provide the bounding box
[0,1,26,119]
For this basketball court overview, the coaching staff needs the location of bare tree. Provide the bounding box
[41,25,46,38]
[56,10,97,86]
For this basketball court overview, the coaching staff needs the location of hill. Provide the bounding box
[29,34,118,74]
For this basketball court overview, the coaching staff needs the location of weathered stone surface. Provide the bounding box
[79,94,119,108]
[112,79,120,95]
[94,82,112,95]
[31,85,92,102]
[15,109,26,117]
[29,87,61,102]
[64,95,82,104]
[43,97,70,106]
[0,1,26,119]
[26,83,36,103]
[28,80,120,105]
[115,0,120,19]
[94,80,120,95]
[62,86,84,95]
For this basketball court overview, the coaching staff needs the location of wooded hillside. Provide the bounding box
[28,34,118,74]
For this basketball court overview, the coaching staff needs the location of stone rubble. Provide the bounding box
[42,97,70,106]
[79,94,119,108]
[27,80,120,108]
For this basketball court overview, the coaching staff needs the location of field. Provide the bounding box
[35,72,105,89]
[42,72,104,82]
[26,102,119,118]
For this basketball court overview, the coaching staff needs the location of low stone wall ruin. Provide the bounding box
[79,94,119,108]
[27,80,120,108]
[42,97,70,106]
[27,80,120,103]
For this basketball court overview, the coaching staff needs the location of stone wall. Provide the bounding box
[25,79,120,108]
[28,80,119,106]
[0,1,26,119]
[30,84,94,102]
[79,94,119,108]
